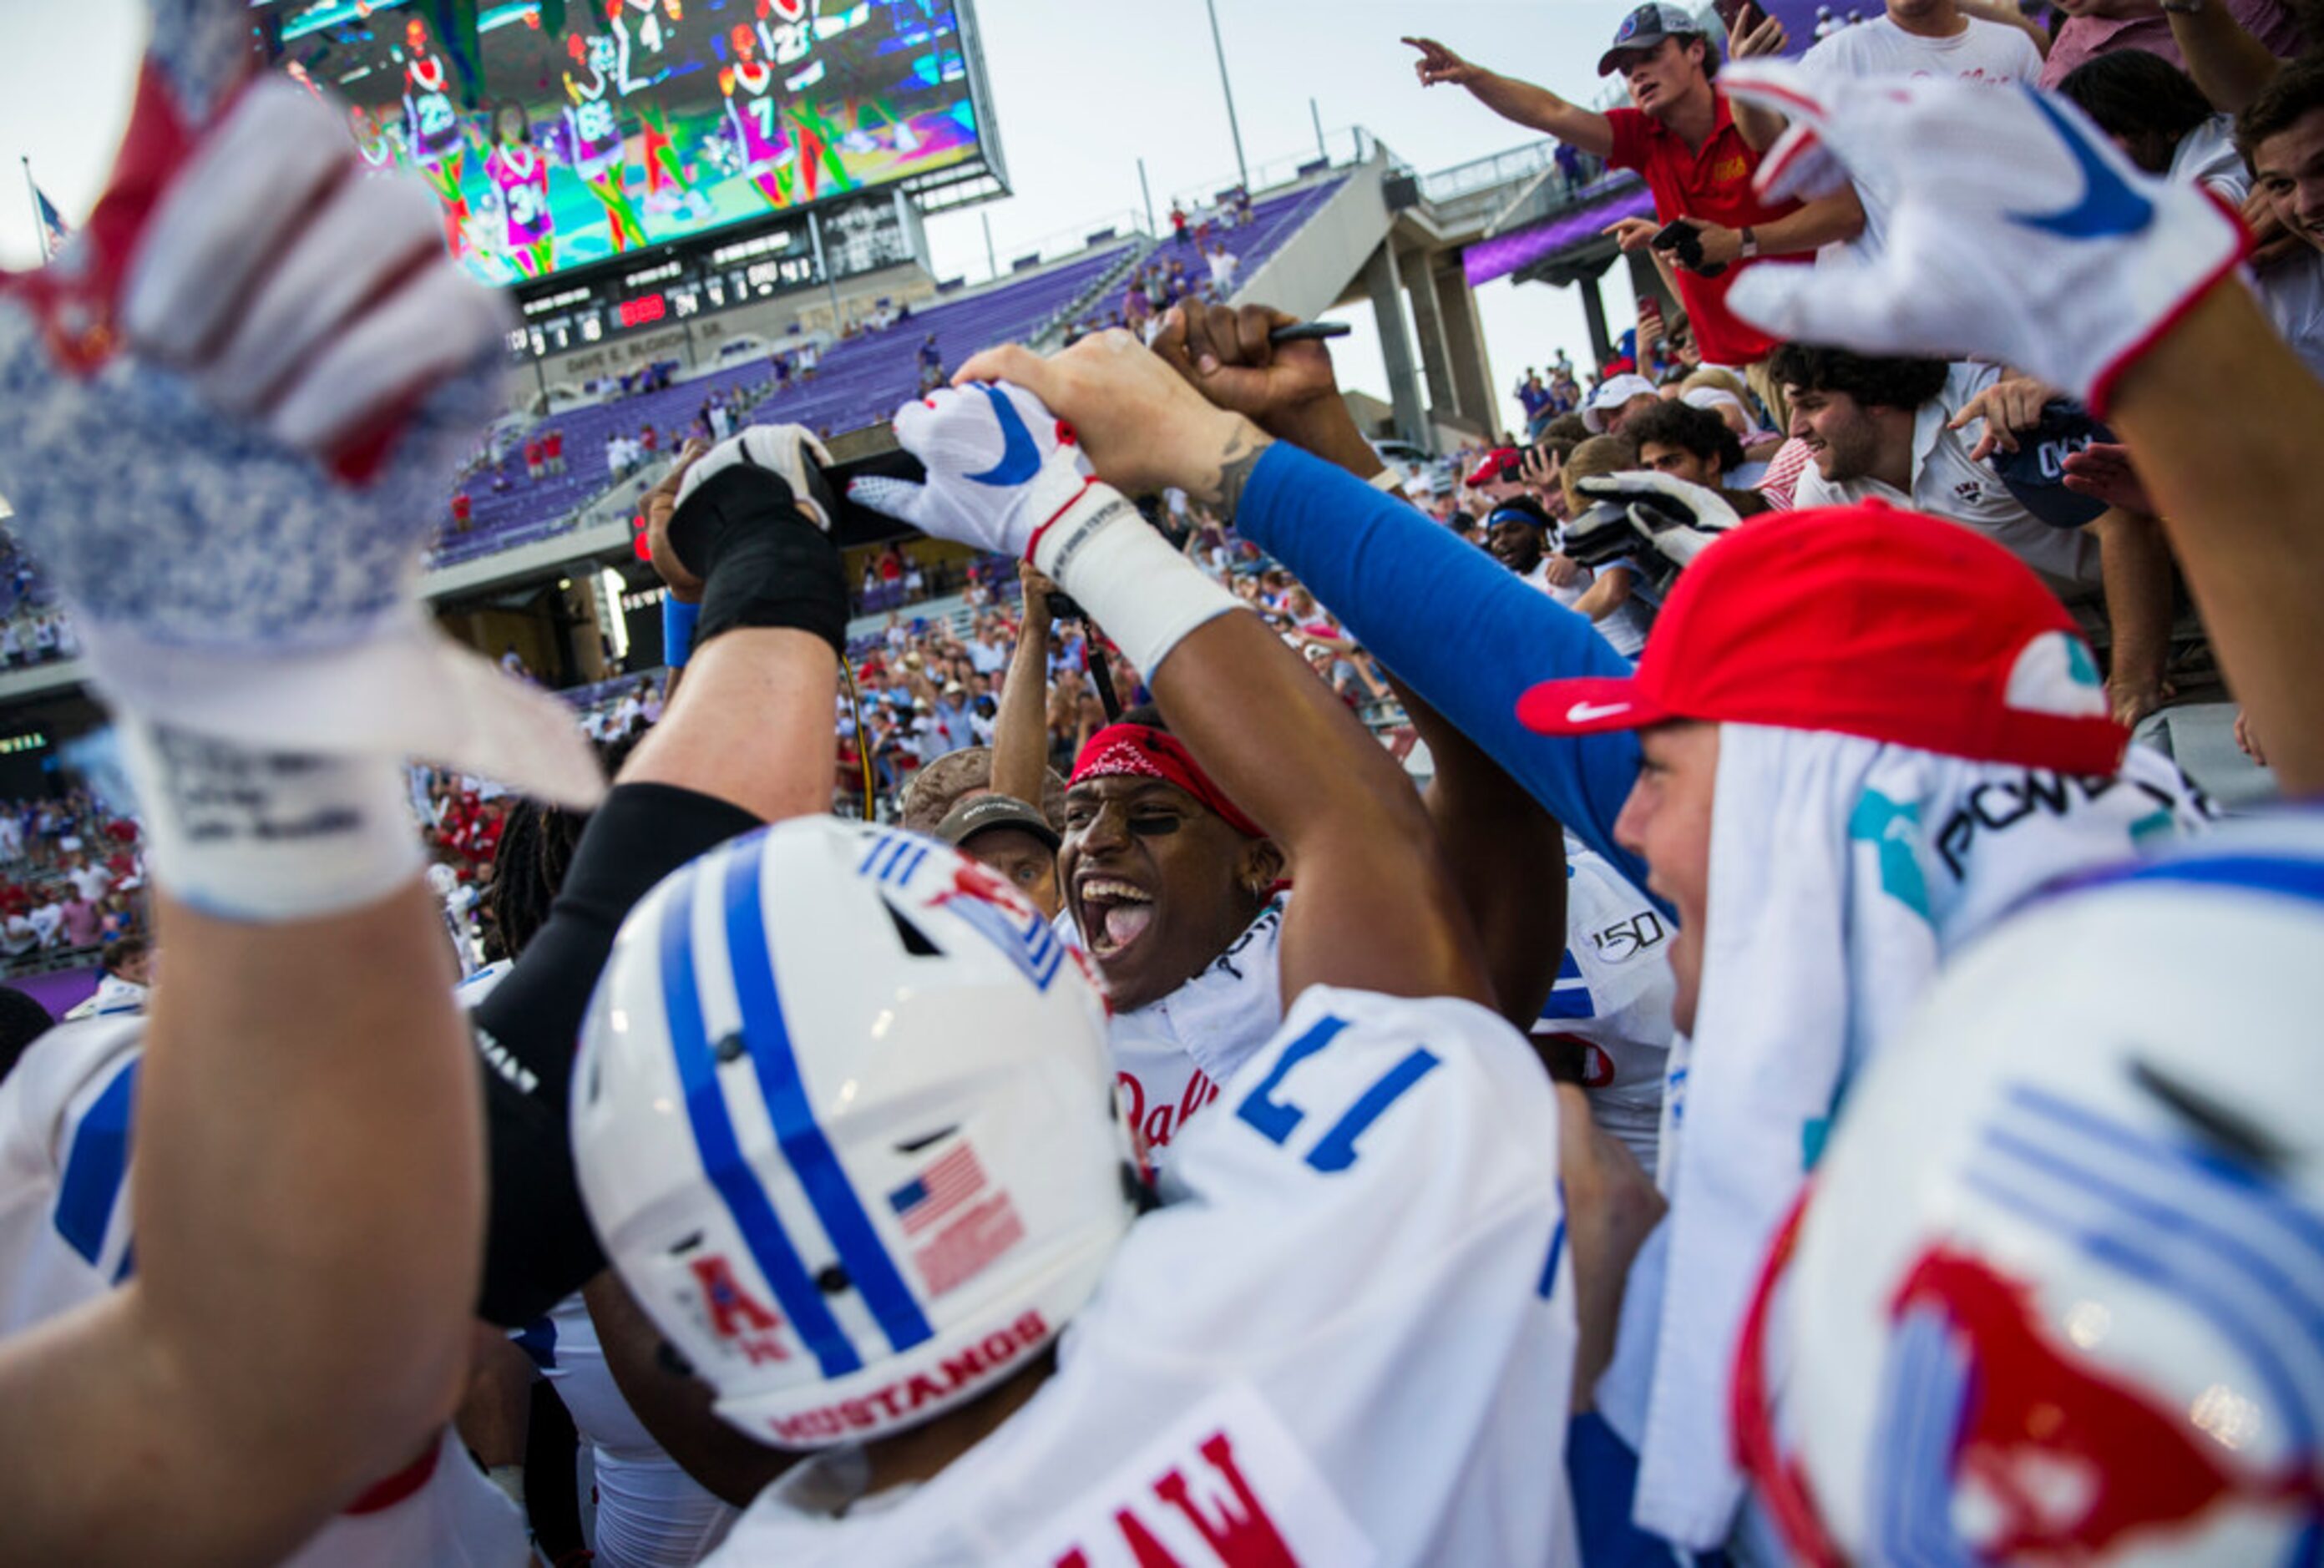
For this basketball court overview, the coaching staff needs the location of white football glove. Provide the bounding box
[0,0,596,806]
[851,382,1106,559]
[675,426,838,529]
[1720,63,2246,412]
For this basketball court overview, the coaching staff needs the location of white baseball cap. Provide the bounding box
[1582,373,1661,433]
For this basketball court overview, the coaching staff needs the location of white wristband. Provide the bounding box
[1031,485,1240,678]
[118,716,424,923]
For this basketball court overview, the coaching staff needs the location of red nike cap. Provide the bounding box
[1466,448,1525,488]
[1515,503,2131,775]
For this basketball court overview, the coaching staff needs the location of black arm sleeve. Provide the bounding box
[473,781,763,1326]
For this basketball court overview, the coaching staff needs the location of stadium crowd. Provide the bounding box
[0,1,2316,1565]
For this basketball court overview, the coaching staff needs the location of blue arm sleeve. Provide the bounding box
[1236,443,1658,903]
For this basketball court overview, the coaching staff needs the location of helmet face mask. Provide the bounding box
[574,818,1135,1451]
[1734,877,2324,1565]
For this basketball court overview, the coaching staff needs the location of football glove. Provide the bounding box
[851,382,1107,561]
[1719,64,2246,413]
[0,0,596,805]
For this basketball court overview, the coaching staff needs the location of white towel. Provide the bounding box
[1624,724,2209,1548]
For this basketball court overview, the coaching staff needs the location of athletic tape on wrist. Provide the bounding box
[1032,487,1239,678]
[116,716,423,923]
[671,466,848,655]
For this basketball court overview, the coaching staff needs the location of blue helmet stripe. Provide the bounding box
[722,837,935,1354]
[2105,852,2324,912]
[659,861,861,1379]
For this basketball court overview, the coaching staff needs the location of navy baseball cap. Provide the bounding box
[1599,3,1706,74]
[1994,401,2115,531]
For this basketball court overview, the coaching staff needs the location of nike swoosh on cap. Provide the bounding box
[963,383,1044,488]
[2007,89,2154,241]
[1567,701,1633,724]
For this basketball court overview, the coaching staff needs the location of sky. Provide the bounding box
[0,0,1644,436]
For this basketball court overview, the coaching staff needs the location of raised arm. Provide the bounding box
[2101,284,2324,787]
[1719,61,2324,792]
[473,427,850,1328]
[2165,1,2284,112]
[1140,302,1658,901]
[0,18,591,1555]
[989,563,1058,809]
[467,428,850,1501]
[856,343,1492,1008]
[1405,36,1618,159]
[1152,308,1569,1025]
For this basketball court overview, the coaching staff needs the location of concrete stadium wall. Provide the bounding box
[1233,165,1393,325]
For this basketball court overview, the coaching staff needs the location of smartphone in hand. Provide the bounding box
[1712,0,1759,39]
[1651,219,1727,279]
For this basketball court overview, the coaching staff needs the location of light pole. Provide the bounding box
[1203,0,1250,196]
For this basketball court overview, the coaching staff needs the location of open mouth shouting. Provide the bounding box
[1076,874,1156,961]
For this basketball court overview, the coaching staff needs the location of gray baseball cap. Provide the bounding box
[1599,3,1707,74]
[934,793,1061,852]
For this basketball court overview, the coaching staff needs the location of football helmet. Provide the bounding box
[572,817,1133,1449]
[1734,817,2324,1565]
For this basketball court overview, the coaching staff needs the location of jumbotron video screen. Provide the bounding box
[265,0,991,287]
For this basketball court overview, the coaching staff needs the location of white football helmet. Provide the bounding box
[572,817,1134,1450]
[1734,817,2324,1565]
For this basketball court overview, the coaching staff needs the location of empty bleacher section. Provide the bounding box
[427,173,1359,577]
[433,240,1142,569]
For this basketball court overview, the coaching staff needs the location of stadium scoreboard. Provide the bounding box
[261,0,1004,290]
[507,190,927,358]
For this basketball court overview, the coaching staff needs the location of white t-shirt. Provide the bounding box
[2158,123,2324,378]
[706,985,1579,1567]
[2171,114,2250,200]
[0,1019,528,1565]
[67,864,109,904]
[27,903,63,947]
[2258,248,2324,384]
[1537,844,1677,1171]
[1521,554,1588,612]
[1793,361,2104,589]
[1803,16,2042,264]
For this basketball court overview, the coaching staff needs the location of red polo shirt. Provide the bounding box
[1606,91,1803,368]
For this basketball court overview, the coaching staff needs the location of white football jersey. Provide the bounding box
[1535,846,1675,1170]
[0,1019,528,1567]
[514,1292,739,1566]
[706,985,1579,1566]
[1057,901,1286,1165]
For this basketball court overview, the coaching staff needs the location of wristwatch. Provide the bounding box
[1739,227,1761,260]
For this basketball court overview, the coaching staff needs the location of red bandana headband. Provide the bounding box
[1069,724,1266,839]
